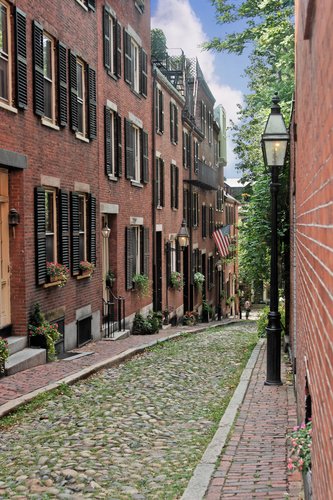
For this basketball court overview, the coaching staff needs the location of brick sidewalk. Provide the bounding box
[204,342,302,500]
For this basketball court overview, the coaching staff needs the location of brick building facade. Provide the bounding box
[0,0,237,372]
[291,1,333,497]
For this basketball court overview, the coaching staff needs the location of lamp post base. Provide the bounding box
[265,310,282,386]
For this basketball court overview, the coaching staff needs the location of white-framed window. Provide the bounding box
[78,193,87,262]
[0,1,10,104]
[156,157,164,207]
[133,125,141,182]
[43,33,55,122]
[76,59,86,136]
[170,102,178,144]
[155,87,164,133]
[134,0,145,13]
[45,188,57,263]
[131,38,140,93]
[170,240,176,273]
[107,14,115,75]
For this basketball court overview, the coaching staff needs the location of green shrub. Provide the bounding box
[257,304,286,338]
[132,311,161,335]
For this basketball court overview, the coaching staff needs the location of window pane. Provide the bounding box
[0,56,8,100]
[77,63,83,100]
[44,79,52,118]
[43,36,52,79]
[46,235,54,262]
[78,101,83,133]
[78,196,85,231]
[79,234,85,261]
[45,191,54,233]
[0,5,8,54]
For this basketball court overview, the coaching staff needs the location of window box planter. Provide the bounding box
[29,333,48,350]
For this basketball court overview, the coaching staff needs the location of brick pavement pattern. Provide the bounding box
[204,343,302,500]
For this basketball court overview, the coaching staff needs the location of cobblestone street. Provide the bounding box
[0,323,257,499]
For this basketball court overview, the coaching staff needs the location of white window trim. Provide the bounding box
[43,32,56,124]
[45,187,58,263]
[76,58,86,137]
[0,1,12,107]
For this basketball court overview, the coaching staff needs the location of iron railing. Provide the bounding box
[102,289,126,338]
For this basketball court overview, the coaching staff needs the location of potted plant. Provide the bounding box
[28,303,62,361]
[183,310,199,326]
[193,271,205,290]
[202,299,214,322]
[105,270,115,288]
[132,273,150,297]
[0,337,9,376]
[170,271,184,291]
[46,262,70,287]
[79,260,95,277]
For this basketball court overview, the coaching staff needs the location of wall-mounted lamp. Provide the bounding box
[9,208,20,226]
[101,223,111,239]
[216,260,222,272]
[177,219,189,249]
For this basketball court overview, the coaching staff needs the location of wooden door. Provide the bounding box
[0,170,11,329]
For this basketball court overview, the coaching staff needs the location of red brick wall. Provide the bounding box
[293,1,333,497]
[2,0,100,333]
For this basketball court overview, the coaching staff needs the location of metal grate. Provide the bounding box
[77,315,92,347]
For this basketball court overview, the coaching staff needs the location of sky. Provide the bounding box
[150,0,249,178]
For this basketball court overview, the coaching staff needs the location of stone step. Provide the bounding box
[102,329,130,341]
[5,348,47,376]
[6,336,28,356]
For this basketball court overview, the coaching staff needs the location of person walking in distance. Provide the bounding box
[245,300,251,319]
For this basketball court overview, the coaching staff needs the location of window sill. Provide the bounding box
[156,130,163,136]
[76,274,92,280]
[131,88,142,99]
[107,70,118,81]
[108,174,118,182]
[0,101,18,114]
[41,118,60,131]
[75,0,88,11]
[156,205,163,210]
[75,133,90,143]
[43,281,61,289]
[131,180,143,188]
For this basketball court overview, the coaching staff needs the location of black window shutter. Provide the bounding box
[69,51,78,131]
[71,192,80,275]
[141,48,148,97]
[87,0,96,11]
[35,187,47,285]
[125,118,134,179]
[87,66,97,139]
[176,241,181,273]
[175,106,178,143]
[58,42,67,127]
[88,194,96,265]
[170,164,175,209]
[187,189,191,227]
[126,227,134,289]
[187,134,192,168]
[170,102,174,142]
[165,241,171,286]
[198,250,202,274]
[142,227,150,276]
[33,21,44,117]
[202,205,206,238]
[116,21,122,77]
[116,113,122,177]
[59,190,70,269]
[182,131,186,167]
[160,159,164,207]
[142,130,149,183]
[155,158,159,207]
[103,7,111,71]
[159,90,164,133]
[15,8,27,109]
[124,29,132,85]
[175,166,179,209]
[104,106,112,175]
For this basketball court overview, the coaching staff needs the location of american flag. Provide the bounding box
[212,225,231,257]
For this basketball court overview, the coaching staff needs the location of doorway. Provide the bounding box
[0,170,11,330]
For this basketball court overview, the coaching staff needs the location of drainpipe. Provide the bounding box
[152,66,157,311]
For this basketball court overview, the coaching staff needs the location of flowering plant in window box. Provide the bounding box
[288,421,312,473]
[46,262,70,287]
[79,261,95,277]
[193,272,205,290]
[132,273,150,297]
[170,271,184,291]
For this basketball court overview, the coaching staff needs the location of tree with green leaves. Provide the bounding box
[205,0,294,293]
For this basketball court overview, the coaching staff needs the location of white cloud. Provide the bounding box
[151,0,243,174]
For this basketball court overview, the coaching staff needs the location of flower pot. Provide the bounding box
[49,275,59,283]
[81,270,92,277]
[303,470,312,500]
[29,334,48,349]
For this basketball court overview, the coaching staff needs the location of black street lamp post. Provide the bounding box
[261,94,289,386]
